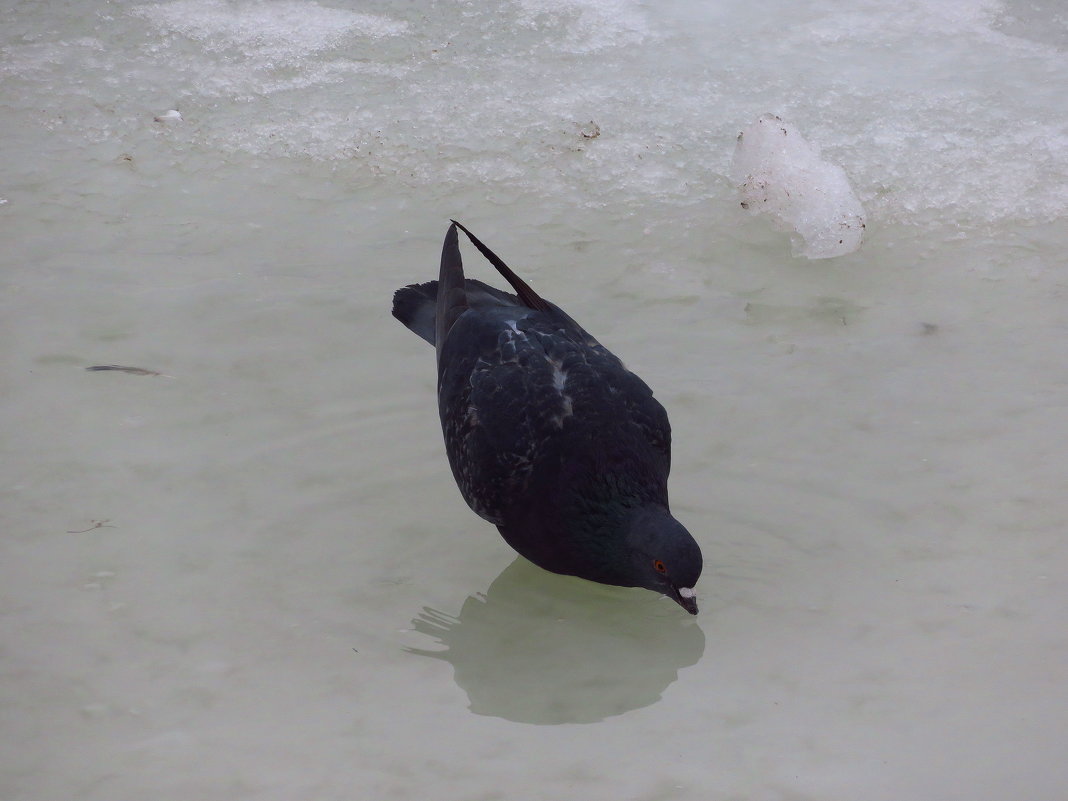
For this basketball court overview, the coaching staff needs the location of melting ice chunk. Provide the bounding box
[730,114,866,260]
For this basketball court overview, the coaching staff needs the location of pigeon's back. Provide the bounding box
[436,299,670,527]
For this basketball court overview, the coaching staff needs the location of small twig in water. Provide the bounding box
[86,365,173,378]
[67,520,116,533]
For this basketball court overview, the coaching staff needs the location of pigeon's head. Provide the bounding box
[623,506,703,614]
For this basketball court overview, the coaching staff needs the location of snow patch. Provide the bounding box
[133,0,407,63]
[730,114,867,260]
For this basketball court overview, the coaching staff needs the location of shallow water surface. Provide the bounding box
[2,1,1067,799]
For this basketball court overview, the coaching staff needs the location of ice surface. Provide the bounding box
[3,0,1068,800]
[3,0,1064,228]
[731,114,867,259]
[132,0,408,60]
[513,0,652,51]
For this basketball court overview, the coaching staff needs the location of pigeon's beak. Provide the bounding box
[673,586,698,615]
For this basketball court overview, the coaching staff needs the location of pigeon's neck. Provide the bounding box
[499,436,671,586]
[554,473,668,585]
[565,443,668,514]
[499,488,657,587]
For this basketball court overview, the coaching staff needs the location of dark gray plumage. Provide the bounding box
[392,222,702,613]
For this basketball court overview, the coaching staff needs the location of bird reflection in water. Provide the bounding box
[406,558,705,725]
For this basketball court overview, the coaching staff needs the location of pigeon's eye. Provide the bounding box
[653,559,667,574]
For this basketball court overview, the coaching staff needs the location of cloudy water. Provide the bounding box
[2,0,1067,799]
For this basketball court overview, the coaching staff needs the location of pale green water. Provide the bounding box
[2,1,1067,799]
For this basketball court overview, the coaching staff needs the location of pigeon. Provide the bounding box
[392,222,702,614]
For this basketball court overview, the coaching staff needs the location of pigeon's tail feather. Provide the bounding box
[393,277,528,347]
[451,220,551,313]
[392,282,438,345]
[436,223,468,361]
